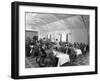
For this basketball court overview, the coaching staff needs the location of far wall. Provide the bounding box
[39,29,89,44]
[25,31,38,40]
[71,29,89,44]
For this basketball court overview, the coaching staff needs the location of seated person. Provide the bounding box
[40,46,47,57]
[53,39,60,49]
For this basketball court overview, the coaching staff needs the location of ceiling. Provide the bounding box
[26,13,89,31]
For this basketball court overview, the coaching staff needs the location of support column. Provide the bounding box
[60,34,62,42]
[50,34,51,41]
[66,34,68,42]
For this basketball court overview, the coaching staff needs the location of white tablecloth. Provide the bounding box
[53,50,70,67]
[74,48,82,56]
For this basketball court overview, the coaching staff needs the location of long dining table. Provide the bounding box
[53,50,70,67]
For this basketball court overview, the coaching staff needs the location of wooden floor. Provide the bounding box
[62,52,89,66]
[25,57,39,68]
[25,52,89,68]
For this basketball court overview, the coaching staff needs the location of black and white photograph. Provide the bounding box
[25,13,90,68]
[11,1,97,79]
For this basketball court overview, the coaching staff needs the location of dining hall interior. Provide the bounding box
[25,12,89,68]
